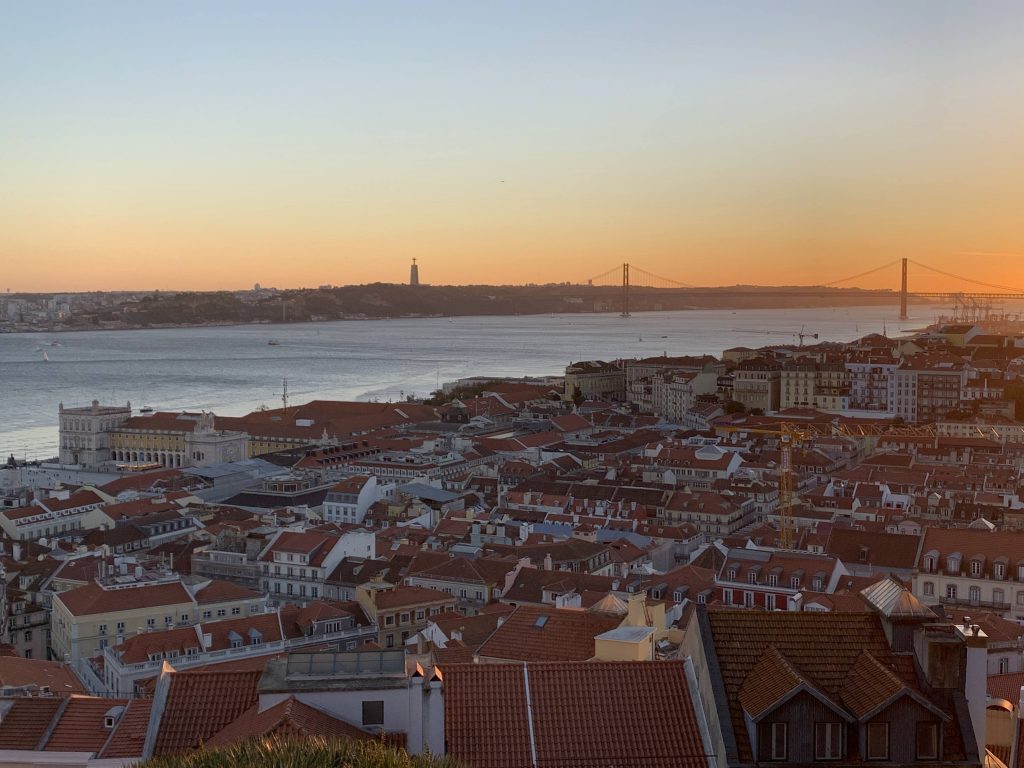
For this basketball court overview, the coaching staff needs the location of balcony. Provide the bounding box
[939,595,1010,612]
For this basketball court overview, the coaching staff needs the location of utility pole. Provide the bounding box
[621,262,631,318]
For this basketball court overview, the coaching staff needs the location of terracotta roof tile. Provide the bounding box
[839,651,907,719]
[44,696,129,753]
[0,657,86,696]
[56,580,193,617]
[707,610,961,763]
[444,661,707,768]
[737,647,804,719]
[205,696,385,748]
[0,697,62,749]
[152,669,262,755]
[100,698,153,758]
[476,605,621,662]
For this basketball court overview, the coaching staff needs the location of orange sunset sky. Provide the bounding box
[2,2,1023,293]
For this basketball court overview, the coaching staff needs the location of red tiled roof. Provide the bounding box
[193,579,263,605]
[56,580,193,617]
[0,657,86,695]
[371,585,455,611]
[0,697,62,749]
[707,610,960,763]
[476,605,621,662]
[444,661,708,768]
[100,698,153,758]
[44,696,130,753]
[152,669,262,755]
[205,696,383,748]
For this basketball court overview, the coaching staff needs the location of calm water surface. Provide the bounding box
[0,306,938,458]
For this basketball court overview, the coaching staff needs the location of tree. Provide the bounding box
[141,735,464,768]
[571,388,585,408]
[724,400,746,414]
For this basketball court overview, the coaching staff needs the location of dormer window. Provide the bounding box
[728,569,737,581]
[947,556,961,575]
[790,577,801,589]
[996,563,1006,579]
[747,572,758,584]
[970,560,983,577]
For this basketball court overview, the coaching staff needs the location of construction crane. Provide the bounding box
[796,325,819,346]
[717,420,936,549]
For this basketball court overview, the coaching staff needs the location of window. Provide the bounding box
[361,700,384,727]
[98,624,107,635]
[24,630,32,642]
[416,609,425,621]
[996,563,1006,578]
[769,722,786,761]
[385,615,394,626]
[999,657,1010,674]
[385,634,394,648]
[202,610,212,619]
[765,593,776,610]
[994,588,1006,605]
[232,607,240,615]
[744,591,754,608]
[815,723,843,760]
[969,586,981,604]
[147,618,155,627]
[768,575,778,587]
[400,613,410,624]
[970,560,982,577]
[923,581,934,597]
[790,577,801,589]
[723,589,734,605]
[946,584,957,600]
[181,614,188,622]
[117,621,125,630]
[164,616,173,624]
[217,609,226,617]
[915,722,938,760]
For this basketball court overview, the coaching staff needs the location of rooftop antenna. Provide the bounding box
[274,378,290,412]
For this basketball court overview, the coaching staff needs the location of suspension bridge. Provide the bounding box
[584,258,1024,319]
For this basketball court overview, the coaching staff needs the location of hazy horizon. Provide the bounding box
[3,1,1024,293]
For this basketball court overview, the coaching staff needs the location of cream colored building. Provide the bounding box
[58,400,132,467]
[51,576,266,667]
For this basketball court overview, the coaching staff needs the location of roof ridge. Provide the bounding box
[35,696,71,751]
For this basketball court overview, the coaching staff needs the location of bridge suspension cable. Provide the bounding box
[907,259,1024,294]
[818,260,900,287]
[628,265,694,288]
[585,265,625,285]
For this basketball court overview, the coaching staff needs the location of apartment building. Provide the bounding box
[913,527,1024,621]
[564,360,626,402]
[889,353,970,423]
[780,358,850,411]
[356,582,456,650]
[731,357,782,412]
[259,529,374,603]
[51,575,267,665]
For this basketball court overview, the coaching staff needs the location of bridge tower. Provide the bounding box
[621,262,630,318]
[899,257,908,320]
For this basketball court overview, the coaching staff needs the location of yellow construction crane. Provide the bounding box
[717,420,936,549]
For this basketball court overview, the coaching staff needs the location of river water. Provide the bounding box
[0,306,935,459]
